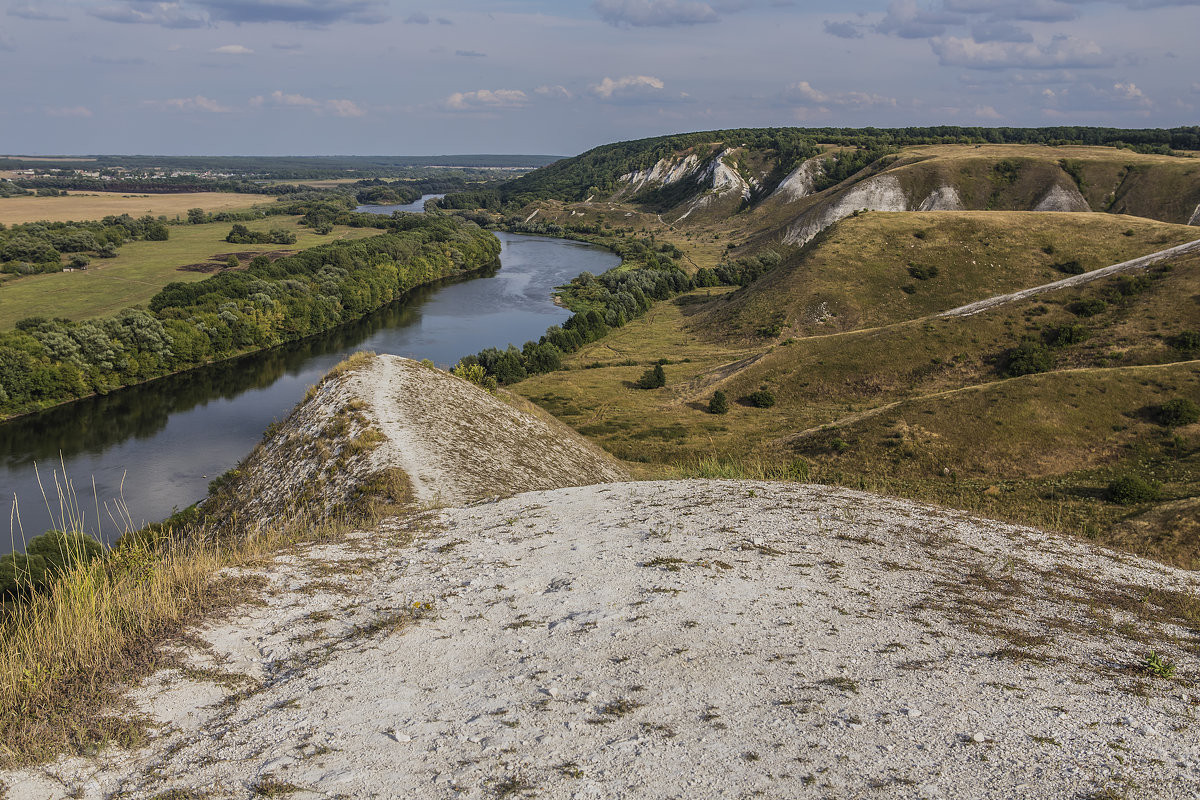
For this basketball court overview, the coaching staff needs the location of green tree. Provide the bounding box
[187,208,207,224]
[708,390,728,414]
[636,363,666,389]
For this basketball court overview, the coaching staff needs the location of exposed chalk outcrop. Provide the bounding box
[619,154,702,195]
[784,175,909,245]
[918,185,965,211]
[205,354,628,530]
[772,155,829,202]
[1034,183,1090,212]
[1189,203,1200,226]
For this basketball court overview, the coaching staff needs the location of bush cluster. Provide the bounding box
[635,364,666,389]
[0,530,103,597]
[1157,398,1200,427]
[0,214,168,276]
[1107,475,1161,505]
[225,224,297,245]
[1002,339,1053,377]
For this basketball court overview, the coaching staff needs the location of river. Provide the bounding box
[0,197,617,551]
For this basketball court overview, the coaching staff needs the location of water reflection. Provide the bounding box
[0,229,616,548]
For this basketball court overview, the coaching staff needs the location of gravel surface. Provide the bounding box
[7,480,1199,799]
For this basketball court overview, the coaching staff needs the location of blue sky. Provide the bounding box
[1,0,1197,156]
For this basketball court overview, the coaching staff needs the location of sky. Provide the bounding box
[1,0,1198,157]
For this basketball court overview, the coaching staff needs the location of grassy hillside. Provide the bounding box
[697,211,1200,340]
[515,232,1200,567]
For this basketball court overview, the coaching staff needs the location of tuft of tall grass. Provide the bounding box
[0,459,406,768]
[0,527,243,765]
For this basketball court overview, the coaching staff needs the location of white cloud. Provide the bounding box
[326,98,365,117]
[535,85,573,100]
[930,35,1107,69]
[444,89,530,111]
[785,81,897,110]
[591,75,665,99]
[973,104,1002,119]
[875,0,963,38]
[211,44,254,55]
[250,90,366,116]
[45,106,93,118]
[152,95,234,113]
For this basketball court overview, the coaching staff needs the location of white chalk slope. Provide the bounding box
[9,481,1199,799]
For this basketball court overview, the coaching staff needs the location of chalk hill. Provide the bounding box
[4,359,1199,799]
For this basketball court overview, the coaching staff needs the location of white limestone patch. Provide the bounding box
[619,154,702,195]
[1188,202,1200,226]
[784,174,909,246]
[1034,183,1090,212]
[772,155,829,202]
[918,186,965,211]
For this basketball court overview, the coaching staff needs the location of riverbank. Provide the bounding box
[0,231,616,548]
[0,216,501,424]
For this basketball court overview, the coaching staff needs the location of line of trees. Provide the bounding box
[456,239,779,386]
[0,214,168,276]
[0,216,500,419]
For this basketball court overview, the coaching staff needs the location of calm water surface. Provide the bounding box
[0,199,615,550]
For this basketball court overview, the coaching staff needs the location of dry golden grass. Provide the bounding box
[900,143,1194,165]
[0,528,262,766]
[0,355,419,769]
[0,191,272,226]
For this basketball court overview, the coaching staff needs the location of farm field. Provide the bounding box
[0,191,273,226]
[0,217,380,327]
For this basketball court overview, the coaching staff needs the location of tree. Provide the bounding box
[636,363,665,389]
[226,255,240,269]
[144,222,170,241]
[226,224,255,244]
[708,390,728,414]
[187,208,207,225]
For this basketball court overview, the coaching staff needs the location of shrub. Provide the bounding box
[708,390,728,414]
[0,530,104,596]
[452,362,488,387]
[746,390,776,408]
[1046,323,1089,347]
[1170,330,1200,353]
[1156,398,1200,427]
[1002,340,1053,377]
[1069,297,1107,317]
[1106,475,1161,505]
[1052,260,1084,275]
[635,364,666,389]
[907,263,939,280]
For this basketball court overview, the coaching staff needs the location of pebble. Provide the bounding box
[972,731,987,743]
